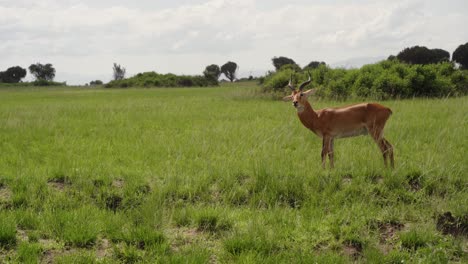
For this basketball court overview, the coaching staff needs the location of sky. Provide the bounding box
[1,0,467,85]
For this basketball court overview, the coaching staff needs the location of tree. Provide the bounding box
[431,49,450,63]
[0,66,27,83]
[203,64,221,81]
[396,46,450,65]
[272,56,297,71]
[221,61,238,82]
[113,63,126,81]
[28,63,55,81]
[279,63,301,72]
[453,42,468,69]
[304,61,326,69]
[90,80,103,85]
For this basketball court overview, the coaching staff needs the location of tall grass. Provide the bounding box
[0,84,466,262]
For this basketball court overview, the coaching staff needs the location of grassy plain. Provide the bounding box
[0,83,467,263]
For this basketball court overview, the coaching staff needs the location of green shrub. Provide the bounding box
[262,69,295,91]
[451,70,468,95]
[105,71,217,88]
[262,60,468,99]
[32,80,66,86]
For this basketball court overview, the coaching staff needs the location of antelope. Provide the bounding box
[283,73,394,169]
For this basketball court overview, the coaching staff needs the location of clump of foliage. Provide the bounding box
[32,80,66,86]
[452,42,468,69]
[262,60,468,99]
[105,71,217,88]
[203,64,221,83]
[0,66,27,83]
[28,63,56,81]
[89,80,103,86]
[395,46,450,65]
[221,61,238,82]
[113,63,126,81]
[304,61,326,70]
[0,80,65,87]
[272,56,299,71]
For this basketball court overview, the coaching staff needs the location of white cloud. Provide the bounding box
[0,0,467,84]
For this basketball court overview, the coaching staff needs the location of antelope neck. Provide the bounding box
[297,101,321,134]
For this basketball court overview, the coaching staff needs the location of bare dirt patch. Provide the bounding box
[379,222,404,243]
[342,174,353,185]
[41,250,77,264]
[166,227,209,252]
[209,184,221,203]
[96,238,111,258]
[367,173,384,184]
[343,240,363,260]
[17,229,28,242]
[105,194,123,212]
[368,220,405,254]
[406,172,423,192]
[436,212,468,237]
[41,249,60,264]
[47,182,67,191]
[47,176,71,191]
[236,174,252,186]
[0,185,12,209]
[112,179,125,188]
[0,184,12,199]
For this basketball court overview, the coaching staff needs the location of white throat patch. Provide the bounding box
[295,105,305,113]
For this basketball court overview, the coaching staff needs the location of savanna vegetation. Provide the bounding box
[0,83,466,263]
[105,72,218,88]
[261,60,468,99]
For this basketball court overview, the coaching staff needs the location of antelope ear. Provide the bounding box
[282,95,293,101]
[302,89,316,97]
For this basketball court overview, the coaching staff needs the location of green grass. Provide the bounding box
[0,84,467,263]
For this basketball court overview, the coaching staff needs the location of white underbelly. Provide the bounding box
[335,127,368,138]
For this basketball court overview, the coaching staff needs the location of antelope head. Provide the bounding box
[283,72,315,112]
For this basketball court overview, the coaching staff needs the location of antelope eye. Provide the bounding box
[300,93,304,97]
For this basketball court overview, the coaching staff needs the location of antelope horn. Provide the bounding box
[288,73,295,91]
[298,72,312,91]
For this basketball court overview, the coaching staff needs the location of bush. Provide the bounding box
[32,80,66,86]
[89,80,103,85]
[105,71,216,88]
[262,60,468,99]
[262,69,295,91]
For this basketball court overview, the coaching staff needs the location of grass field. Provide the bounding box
[0,83,467,263]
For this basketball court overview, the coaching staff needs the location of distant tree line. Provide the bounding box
[271,56,326,72]
[2,42,467,91]
[106,61,239,88]
[105,72,218,88]
[0,63,65,86]
[203,61,239,82]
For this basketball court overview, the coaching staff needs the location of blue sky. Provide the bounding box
[1,0,467,84]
